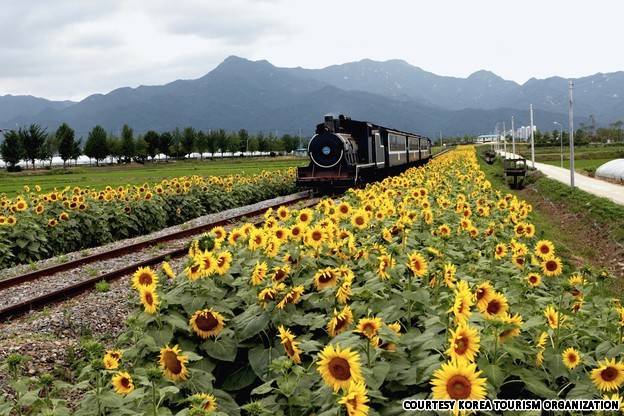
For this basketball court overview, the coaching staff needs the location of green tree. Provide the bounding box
[281,134,299,153]
[206,130,217,157]
[84,125,109,166]
[170,128,183,159]
[120,124,135,163]
[71,139,82,166]
[21,124,47,169]
[108,135,122,164]
[159,132,174,160]
[257,132,269,153]
[143,130,160,160]
[40,133,58,168]
[195,130,208,159]
[226,131,240,155]
[134,137,148,163]
[182,127,196,158]
[238,129,249,154]
[0,130,24,170]
[216,129,227,156]
[247,136,259,153]
[56,123,75,167]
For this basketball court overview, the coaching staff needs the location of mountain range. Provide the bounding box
[2,56,622,139]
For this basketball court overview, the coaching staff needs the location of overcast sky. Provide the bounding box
[1,0,622,101]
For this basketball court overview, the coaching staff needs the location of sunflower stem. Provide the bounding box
[554,290,564,351]
[366,339,371,368]
[151,380,158,415]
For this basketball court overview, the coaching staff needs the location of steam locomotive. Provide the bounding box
[296,115,432,189]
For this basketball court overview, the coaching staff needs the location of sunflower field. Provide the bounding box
[0,170,296,268]
[10,147,624,416]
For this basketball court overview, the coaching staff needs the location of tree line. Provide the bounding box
[0,123,305,170]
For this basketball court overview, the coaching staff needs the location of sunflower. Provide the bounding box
[305,225,325,249]
[103,355,120,370]
[48,218,58,227]
[327,306,354,337]
[437,224,451,238]
[199,251,216,277]
[443,263,457,288]
[248,229,266,251]
[355,317,383,340]
[449,287,473,325]
[534,240,555,259]
[526,272,542,287]
[407,252,428,277]
[544,305,561,329]
[591,358,624,392]
[192,393,217,412]
[370,254,393,281]
[541,256,563,277]
[276,286,304,310]
[276,206,290,221]
[446,324,480,363]
[562,347,581,370]
[350,210,369,230]
[228,229,244,245]
[474,281,494,309]
[184,259,203,281]
[190,309,225,338]
[478,292,508,320]
[338,381,370,416]
[159,345,189,382]
[494,243,507,259]
[317,344,363,392]
[251,261,269,286]
[211,226,227,242]
[336,202,352,218]
[214,251,233,275]
[278,325,302,364]
[162,262,175,279]
[314,267,339,290]
[431,361,487,400]
[568,273,585,287]
[139,287,160,314]
[336,276,353,305]
[289,223,306,241]
[111,371,134,395]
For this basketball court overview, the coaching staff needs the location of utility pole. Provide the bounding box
[569,80,575,187]
[503,121,507,157]
[553,122,564,168]
[529,104,535,168]
[511,116,516,156]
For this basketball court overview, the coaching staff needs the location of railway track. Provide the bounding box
[0,191,315,321]
[0,148,455,322]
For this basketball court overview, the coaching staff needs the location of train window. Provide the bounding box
[389,134,406,151]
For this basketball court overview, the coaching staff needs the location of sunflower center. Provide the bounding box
[121,377,130,388]
[567,353,577,363]
[145,292,154,305]
[274,269,286,281]
[529,276,537,283]
[319,272,335,284]
[217,257,226,267]
[476,288,486,301]
[335,316,348,331]
[446,375,471,399]
[454,336,468,354]
[300,213,309,221]
[284,340,295,356]
[196,312,218,331]
[163,351,183,375]
[602,367,619,382]
[328,357,351,381]
[540,245,550,254]
[138,273,153,286]
[546,261,557,271]
[487,300,501,315]
[312,231,322,241]
[362,323,376,336]
[355,217,365,225]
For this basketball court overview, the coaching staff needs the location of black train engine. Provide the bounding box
[296,115,432,189]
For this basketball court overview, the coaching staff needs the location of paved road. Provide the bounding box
[496,151,624,206]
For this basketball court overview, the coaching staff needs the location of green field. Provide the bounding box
[0,157,308,195]
[541,158,613,172]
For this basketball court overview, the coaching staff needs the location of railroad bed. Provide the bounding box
[0,191,316,321]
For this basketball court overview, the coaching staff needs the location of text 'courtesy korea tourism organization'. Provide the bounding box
[402,398,620,412]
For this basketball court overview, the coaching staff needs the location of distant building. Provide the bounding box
[476,134,499,143]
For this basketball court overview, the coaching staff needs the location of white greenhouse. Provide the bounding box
[596,159,624,182]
